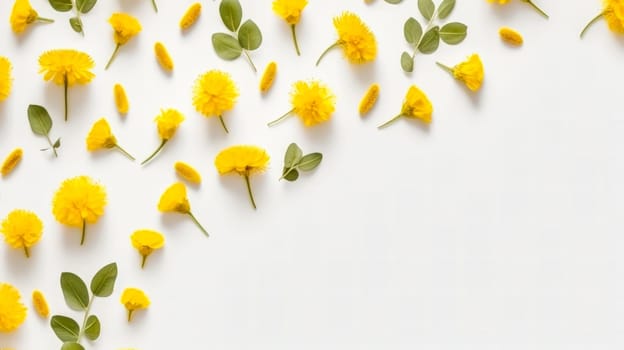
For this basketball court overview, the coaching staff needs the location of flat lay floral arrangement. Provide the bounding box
[1,0,623,349]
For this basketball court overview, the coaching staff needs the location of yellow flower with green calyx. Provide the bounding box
[581,0,624,38]
[10,0,54,34]
[1,209,43,258]
[0,283,27,333]
[120,288,150,322]
[158,182,208,237]
[436,54,484,92]
[272,0,308,55]
[268,80,336,127]
[316,12,377,66]
[193,70,238,134]
[378,85,433,129]
[131,229,165,268]
[486,0,549,18]
[86,118,135,161]
[0,57,11,102]
[106,13,142,70]
[142,109,185,166]
[215,145,270,210]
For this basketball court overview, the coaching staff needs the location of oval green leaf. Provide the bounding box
[49,0,73,12]
[403,17,422,45]
[76,0,96,13]
[90,262,117,297]
[298,153,323,172]
[418,26,440,54]
[284,143,303,168]
[237,19,262,51]
[418,0,435,20]
[60,272,89,311]
[437,0,456,19]
[440,22,467,45]
[212,33,242,60]
[283,168,299,182]
[400,51,413,72]
[61,342,85,350]
[69,17,83,34]
[84,315,101,341]
[219,0,242,32]
[50,315,80,342]
[27,104,53,136]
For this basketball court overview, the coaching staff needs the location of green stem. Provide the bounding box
[36,17,54,23]
[141,255,147,268]
[218,115,229,134]
[63,75,68,122]
[78,297,94,343]
[24,246,30,258]
[187,211,209,237]
[436,62,454,75]
[141,139,168,166]
[279,167,294,181]
[580,12,604,38]
[267,109,294,127]
[127,310,134,322]
[291,24,301,56]
[242,50,257,73]
[151,0,158,12]
[316,41,341,66]
[45,135,58,157]
[105,44,121,70]
[244,174,257,210]
[523,0,549,19]
[80,219,86,245]
[114,144,135,161]
[378,114,403,129]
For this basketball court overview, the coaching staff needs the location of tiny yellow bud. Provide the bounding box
[499,27,523,46]
[174,161,202,184]
[180,2,202,30]
[154,42,174,71]
[259,61,277,93]
[32,290,50,318]
[1,148,23,177]
[358,83,380,116]
[114,83,129,115]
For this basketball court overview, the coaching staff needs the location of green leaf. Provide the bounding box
[212,33,242,60]
[54,138,61,148]
[284,143,303,169]
[418,0,435,20]
[219,0,242,32]
[384,0,403,3]
[61,343,85,350]
[439,22,467,45]
[27,105,53,136]
[60,272,89,311]
[50,315,80,342]
[237,20,262,51]
[49,0,73,12]
[403,18,422,45]
[69,17,83,34]
[418,26,440,54]
[76,0,96,13]
[90,262,117,297]
[283,168,299,182]
[297,153,323,172]
[84,315,101,341]
[400,52,413,72]
[437,0,456,19]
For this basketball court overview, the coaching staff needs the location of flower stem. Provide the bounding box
[316,41,341,66]
[105,44,121,70]
[291,24,301,56]
[24,246,30,258]
[141,255,147,268]
[64,75,68,122]
[46,135,58,157]
[436,62,454,75]
[523,0,549,19]
[187,211,209,237]
[378,114,403,129]
[244,174,257,210]
[114,144,135,161]
[580,12,604,38]
[127,310,134,322]
[218,115,229,134]
[37,17,55,23]
[141,139,168,166]
[242,50,257,73]
[80,219,86,245]
[151,0,158,12]
[267,109,294,127]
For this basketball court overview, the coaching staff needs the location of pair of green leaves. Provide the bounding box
[400,0,467,72]
[212,0,262,72]
[28,105,61,157]
[48,0,96,34]
[281,143,323,182]
[51,263,118,350]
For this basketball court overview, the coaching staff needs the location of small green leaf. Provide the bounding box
[212,33,242,60]
[439,22,467,45]
[418,26,440,54]
[90,262,117,297]
[403,18,422,45]
[69,17,83,33]
[384,0,403,3]
[297,153,323,172]
[237,19,262,51]
[418,0,435,20]
[219,0,242,32]
[84,315,101,341]
[54,138,61,148]
[283,168,299,182]
[61,342,85,350]
[437,0,456,19]
[27,105,53,136]
[284,143,303,169]
[49,0,73,12]
[60,272,89,311]
[50,315,80,342]
[76,0,96,13]
[400,52,413,72]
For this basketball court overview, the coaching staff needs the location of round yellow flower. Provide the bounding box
[158,182,208,236]
[180,2,201,30]
[1,209,43,258]
[193,70,238,133]
[120,288,150,322]
[32,290,49,318]
[215,145,269,209]
[175,161,202,184]
[0,283,27,332]
[10,0,54,34]
[131,229,165,268]
[0,57,11,102]
[378,85,433,129]
[52,176,107,245]
[437,54,484,92]
[1,148,23,177]
[106,13,142,70]
[114,83,129,115]
[269,80,336,127]
[317,12,377,65]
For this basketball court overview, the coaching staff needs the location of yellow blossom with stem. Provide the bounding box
[10,0,54,34]
[158,182,209,237]
[52,176,107,245]
[1,148,23,177]
[259,61,277,93]
[378,85,433,129]
[499,27,523,46]
[175,161,202,184]
[0,283,27,333]
[316,12,377,66]
[1,209,43,258]
[436,54,484,92]
[180,2,201,30]
[272,0,308,55]
[359,83,380,116]
[268,80,336,127]
[106,13,142,70]
[86,118,135,161]
[581,0,624,38]
[154,42,174,71]
[131,229,165,268]
[38,49,95,121]
[486,0,549,19]
[141,109,185,166]
[0,57,11,102]
[215,145,270,210]
[193,70,238,134]
[114,83,129,115]
[120,288,150,322]
[32,290,49,318]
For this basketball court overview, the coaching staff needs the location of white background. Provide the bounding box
[1,0,624,348]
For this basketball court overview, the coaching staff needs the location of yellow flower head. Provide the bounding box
[259,62,277,93]
[290,80,336,127]
[155,109,185,141]
[499,27,523,46]
[32,290,49,318]
[154,42,174,71]
[359,83,380,116]
[131,229,165,268]
[1,209,43,258]
[109,13,142,45]
[120,288,150,322]
[0,57,11,102]
[1,148,23,177]
[449,54,484,92]
[39,49,95,86]
[86,118,117,151]
[215,145,269,209]
[604,0,624,33]
[158,182,190,214]
[331,12,377,64]
[10,0,52,33]
[401,86,433,123]
[0,283,27,333]
[180,2,201,30]
[272,0,308,25]
[175,161,202,184]
[114,84,129,115]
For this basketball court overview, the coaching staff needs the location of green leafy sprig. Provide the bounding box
[27,105,61,157]
[48,0,97,35]
[281,143,323,182]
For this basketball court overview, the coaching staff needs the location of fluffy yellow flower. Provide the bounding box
[193,70,238,134]
[486,0,548,18]
[1,148,23,177]
[10,0,54,34]
[175,161,202,184]
[114,83,129,115]
[86,118,135,160]
[180,2,201,30]
[32,290,49,318]
[120,288,150,322]
[499,27,523,46]
[317,12,377,66]
[215,145,269,209]
[154,42,174,71]
[581,0,624,37]
[1,209,43,258]
[158,182,208,236]
[131,229,165,268]
[378,85,433,129]
[273,0,308,55]
[141,109,185,166]
[268,80,336,127]
[106,13,142,70]
[259,62,277,93]
[0,283,27,333]
[359,83,379,116]
[437,54,484,92]
[0,57,11,102]
[52,176,107,245]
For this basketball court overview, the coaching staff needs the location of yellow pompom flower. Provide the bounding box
[180,2,201,30]
[120,288,150,322]
[32,290,49,318]
[581,0,624,37]
[499,27,523,46]
[158,182,208,237]
[378,85,433,129]
[1,148,23,177]
[175,161,202,184]
[106,13,142,70]
[131,229,165,268]
[486,0,548,18]
[114,83,129,115]
[268,80,336,127]
[272,0,308,55]
[154,42,173,71]
[1,209,43,258]
[437,54,484,92]
[86,118,135,161]
[38,49,95,121]
[10,0,54,34]
[316,12,377,66]
[193,70,238,134]
[215,145,270,209]
[0,57,11,103]
[141,109,185,166]
[259,61,277,93]
[0,283,27,333]
[358,83,379,116]
[52,176,107,245]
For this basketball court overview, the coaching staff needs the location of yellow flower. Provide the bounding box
[106,13,142,70]
[10,0,54,34]
[0,283,27,333]
[581,0,624,37]
[86,118,135,160]
[1,209,43,258]
[114,83,129,115]
[437,54,484,92]
[378,85,433,129]
[486,0,548,18]
[499,27,523,46]
[215,145,270,209]
[120,288,150,322]
[0,57,11,102]
[39,49,95,121]
[52,176,107,245]
[131,229,165,268]
[158,182,208,237]
[273,0,308,55]
[358,83,379,116]
[32,290,49,318]
[1,148,23,177]
[193,70,238,134]
[259,62,277,93]
[180,2,201,30]
[141,109,185,166]
[268,80,336,127]
[175,161,202,184]
[154,42,173,71]
[317,12,377,66]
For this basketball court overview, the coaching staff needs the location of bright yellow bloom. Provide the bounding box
[1,209,43,258]
[359,83,379,116]
[378,85,433,129]
[437,54,484,92]
[1,148,23,177]
[259,62,277,93]
[499,27,523,46]
[175,161,202,184]
[0,283,27,333]
[154,42,173,71]
[0,57,11,102]
[180,2,201,30]
[106,13,142,70]
[215,145,269,209]
[273,0,307,54]
[486,0,548,18]
[269,80,336,127]
[10,0,54,34]
[158,182,208,236]
[86,118,135,160]
[193,70,238,133]
[317,12,377,65]
[120,288,150,322]
[114,83,129,115]
[582,0,624,37]
[131,229,165,268]
[52,176,107,245]
[32,290,49,318]
[142,109,185,166]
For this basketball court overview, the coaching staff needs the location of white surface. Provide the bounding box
[1,0,624,348]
